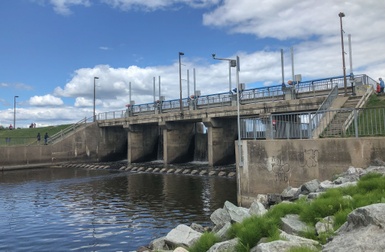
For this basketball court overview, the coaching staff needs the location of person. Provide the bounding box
[44,132,49,145]
[9,124,13,130]
[380,78,384,93]
[377,83,381,94]
[37,133,41,144]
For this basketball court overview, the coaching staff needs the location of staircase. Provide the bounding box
[320,96,362,137]
[320,87,374,137]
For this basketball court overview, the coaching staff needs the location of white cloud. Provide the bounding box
[29,94,64,107]
[48,0,91,15]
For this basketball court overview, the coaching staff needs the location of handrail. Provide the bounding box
[343,85,374,133]
[47,116,93,144]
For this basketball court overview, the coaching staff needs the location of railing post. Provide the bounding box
[270,114,274,139]
[354,109,358,138]
[308,113,313,139]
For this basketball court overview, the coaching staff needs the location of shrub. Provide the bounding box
[188,232,220,252]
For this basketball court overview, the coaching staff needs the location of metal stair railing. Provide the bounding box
[342,85,374,135]
[310,84,339,138]
[47,117,93,144]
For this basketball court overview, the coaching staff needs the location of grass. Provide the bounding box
[190,172,385,252]
[0,124,71,146]
[188,232,221,252]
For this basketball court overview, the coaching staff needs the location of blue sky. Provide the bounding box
[1,0,384,128]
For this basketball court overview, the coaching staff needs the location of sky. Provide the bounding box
[0,0,384,128]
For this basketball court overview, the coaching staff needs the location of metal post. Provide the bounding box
[291,47,294,82]
[348,34,355,95]
[129,81,132,105]
[158,76,161,100]
[236,56,243,167]
[339,12,347,96]
[212,54,235,93]
[93,77,99,122]
[179,52,184,115]
[153,76,156,103]
[228,61,232,93]
[187,69,190,99]
[281,49,285,85]
[193,68,196,97]
[13,95,18,129]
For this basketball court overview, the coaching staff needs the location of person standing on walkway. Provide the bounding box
[44,132,49,145]
[380,78,384,93]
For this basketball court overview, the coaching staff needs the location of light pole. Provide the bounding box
[93,76,99,122]
[339,12,347,96]
[179,52,184,115]
[212,54,237,93]
[13,95,18,129]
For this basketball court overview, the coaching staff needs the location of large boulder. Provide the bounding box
[207,238,238,252]
[281,214,309,235]
[165,224,202,247]
[224,201,250,223]
[322,203,385,252]
[210,208,231,226]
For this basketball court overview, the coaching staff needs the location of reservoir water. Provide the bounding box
[0,164,237,251]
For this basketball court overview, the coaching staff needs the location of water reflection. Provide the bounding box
[0,166,236,251]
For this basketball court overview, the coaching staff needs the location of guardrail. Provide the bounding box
[241,106,385,139]
[98,74,375,121]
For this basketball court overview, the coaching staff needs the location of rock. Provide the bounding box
[279,230,319,246]
[208,171,218,176]
[207,238,238,252]
[322,203,385,252]
[199,170,207,176]
[213,222,231,240]
[281,214,309,235]
[210,208,231,226]
[281,186,298,200]
[165,224,202,247]
[249,201,267,216]
[227,172,236,178]
[251,239,318,252]
[149,236,169,250]
[224,201,250,223]
[300,179,320,194]
[173,247,189,252]
[190,223,205,233]
[315,216,334,235]
[218,171,227,177]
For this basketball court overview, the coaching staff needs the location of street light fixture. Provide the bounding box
[339,12,347,96]
[212,53,237,93]
[179,52,184,115]
[13,95,18,129]
[93,76,99,122]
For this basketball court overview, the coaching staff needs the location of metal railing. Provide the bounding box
[98,74,376,121]
[46,117,93,144]
[241,107,385,139]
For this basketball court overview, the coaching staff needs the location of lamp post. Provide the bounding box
[13,95,18,129]
[93,76,99,122]
[212,54,237,93]
[179,52,184,115]
[339,12,347,96]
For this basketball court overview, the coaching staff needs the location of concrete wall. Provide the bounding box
[205,118,238,165]
[127,124,159,163]
[163,122,195,164]
[0,123,127,169]
[237,137,385,207]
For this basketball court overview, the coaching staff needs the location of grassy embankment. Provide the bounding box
[189,172,385,252]
[0,124,71,146]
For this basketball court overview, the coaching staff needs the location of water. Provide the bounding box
[0,165,237,251]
